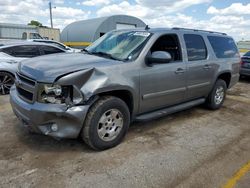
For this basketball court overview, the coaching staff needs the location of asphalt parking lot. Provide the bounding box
[0,78,250,188]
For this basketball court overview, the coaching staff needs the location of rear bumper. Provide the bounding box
[10,86,90,139]
[240,68,250,76]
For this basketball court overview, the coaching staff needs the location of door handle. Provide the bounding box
[175,68,185,74]
[203,64,212,70]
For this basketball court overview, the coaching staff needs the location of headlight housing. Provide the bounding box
[39,84,72,104]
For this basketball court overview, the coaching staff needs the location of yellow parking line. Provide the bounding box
[222,161,250,188]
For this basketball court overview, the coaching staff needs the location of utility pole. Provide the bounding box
[49,1,53,28]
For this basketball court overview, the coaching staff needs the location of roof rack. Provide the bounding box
[172,27,227,35]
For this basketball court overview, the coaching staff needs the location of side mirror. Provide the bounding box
[146,51,172,65]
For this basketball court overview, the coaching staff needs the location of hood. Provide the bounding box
[19,53,121,83]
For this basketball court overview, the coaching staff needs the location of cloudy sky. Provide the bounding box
[1,0,250,41]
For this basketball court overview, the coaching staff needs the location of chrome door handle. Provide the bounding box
[175,68,185,74]
[203,64,212,70]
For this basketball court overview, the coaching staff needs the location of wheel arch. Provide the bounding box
[216,71,231,88]
[96,89,135,116]
[0,70,15,78]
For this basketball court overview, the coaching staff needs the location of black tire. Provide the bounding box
[0,72,15,95]
[82,96,130,150]
[206,79,227,110]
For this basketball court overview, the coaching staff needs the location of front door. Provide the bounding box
[139,34,187,113]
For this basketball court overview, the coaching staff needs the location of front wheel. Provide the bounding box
[206,79,227,110]
[82,96,130,150]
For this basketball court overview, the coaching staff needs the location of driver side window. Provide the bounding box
[150,34,182,62]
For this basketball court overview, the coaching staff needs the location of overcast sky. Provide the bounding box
[1,0,250,41]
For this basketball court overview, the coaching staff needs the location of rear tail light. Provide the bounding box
[240,60,244,66]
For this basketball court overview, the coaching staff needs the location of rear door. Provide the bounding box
[184,34,214,100]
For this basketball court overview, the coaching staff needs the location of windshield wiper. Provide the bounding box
[91,51,120,61]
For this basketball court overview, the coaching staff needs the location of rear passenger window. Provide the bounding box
[184,34,207,61]
[2,46,40,57]
[207,36,238,58]
[40,46,64,55]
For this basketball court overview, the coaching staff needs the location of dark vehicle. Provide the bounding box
[0,41,68,94]
[240,51,250,77]
[10,28,240,150]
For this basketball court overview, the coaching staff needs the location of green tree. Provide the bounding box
[28,20,43,27]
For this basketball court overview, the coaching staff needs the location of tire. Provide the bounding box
[206,79,227,110]
[82,96,130,150]
[0,72,15,95]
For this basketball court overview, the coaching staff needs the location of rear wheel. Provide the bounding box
[206,79,227,110]
[82,96,130,150]
[0,72,15,95]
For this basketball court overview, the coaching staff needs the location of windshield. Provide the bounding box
[243,51,250,57]
[86,30,151,61]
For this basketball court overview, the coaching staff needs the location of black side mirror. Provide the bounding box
[146,51,172,65]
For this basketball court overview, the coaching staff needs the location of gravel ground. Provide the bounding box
[0,78,250,188]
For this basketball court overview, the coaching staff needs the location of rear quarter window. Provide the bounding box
[207,36,238,58]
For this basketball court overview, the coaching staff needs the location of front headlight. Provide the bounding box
[38,84,84,105]
[39,84,72,104]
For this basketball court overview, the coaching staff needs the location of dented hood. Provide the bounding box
[19,53,121,82]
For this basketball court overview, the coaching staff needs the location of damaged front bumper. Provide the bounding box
[10,86,90,139]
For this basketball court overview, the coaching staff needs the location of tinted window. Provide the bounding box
[2,45,40,57]
[184,34,207,61]
[1,47,13,55]
[208,36,238,58]
[40,46,64,55]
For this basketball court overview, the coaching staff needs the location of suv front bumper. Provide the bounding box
[10,86,90,139]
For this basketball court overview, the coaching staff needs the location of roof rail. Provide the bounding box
[172,27,227,35]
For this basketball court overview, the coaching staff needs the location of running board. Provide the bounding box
[135,98,206,121]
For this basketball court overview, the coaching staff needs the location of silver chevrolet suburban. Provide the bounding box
[10,28,240,150]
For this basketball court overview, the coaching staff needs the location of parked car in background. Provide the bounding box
[0,41,68,94]
[28,39,81,53]
[10,28,240,150]
[240,51,250,77]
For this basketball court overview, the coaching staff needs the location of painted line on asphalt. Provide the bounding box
[222,160,250,188]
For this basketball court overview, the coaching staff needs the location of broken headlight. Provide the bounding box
[39,84,72,104]
[38,84,84,105]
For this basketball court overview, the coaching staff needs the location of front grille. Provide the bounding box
[17,74,36,86]
[16,72,37,103]
[17,87,33,101]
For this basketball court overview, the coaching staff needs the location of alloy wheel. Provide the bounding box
[97,109,124,142]
[214,86,224,105]
[0,73,14,95]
